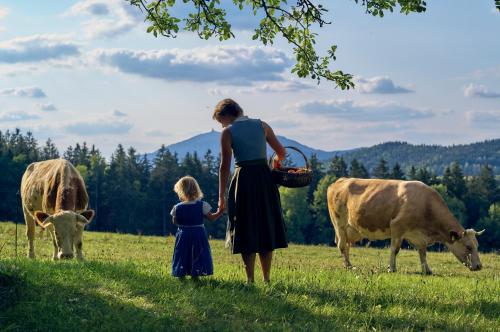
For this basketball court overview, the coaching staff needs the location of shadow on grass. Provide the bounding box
[1,259,498,331]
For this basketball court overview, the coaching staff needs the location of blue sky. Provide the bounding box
[0,0,499,156]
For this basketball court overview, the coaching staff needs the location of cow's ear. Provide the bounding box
[34,211,50,228]
[449,230,462,242]
[79,210,95,224]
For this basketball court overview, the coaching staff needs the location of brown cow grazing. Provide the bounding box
[327,178,484,274]
[21,159,94,260]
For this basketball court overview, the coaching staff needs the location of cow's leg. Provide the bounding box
[48,227,58,260]
[23,207,36,258]
[389,236,402,272]
[418,248,432,275]
[337,229,352,269]
[75,233,84,261]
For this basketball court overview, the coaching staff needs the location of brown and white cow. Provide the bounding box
[21,159,94,260]
[327,178,484,274]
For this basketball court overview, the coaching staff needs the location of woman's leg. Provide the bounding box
[258,251,273,283]
[241,253,256,283]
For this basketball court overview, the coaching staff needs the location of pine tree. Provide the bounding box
[327,156,348,178]
[307,154,324,204]
[373,158,390,179]
[443,162,466,199]
[478,164,499,203]
[348,159,369,178]
[391,163,405,180]
[408,166,417,180]
[41,138,59,160]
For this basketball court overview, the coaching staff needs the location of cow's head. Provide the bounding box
[447,229,485,271]
[34,210,94,259]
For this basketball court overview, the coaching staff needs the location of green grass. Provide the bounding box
[1,222,499,332]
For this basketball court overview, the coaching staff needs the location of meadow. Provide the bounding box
[0,222,499,332]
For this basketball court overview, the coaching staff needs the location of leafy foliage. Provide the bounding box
[126,0,447,88]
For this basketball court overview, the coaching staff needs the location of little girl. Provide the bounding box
[170,176,222,278]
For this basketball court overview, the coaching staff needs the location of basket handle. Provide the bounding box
[269,146,310,169]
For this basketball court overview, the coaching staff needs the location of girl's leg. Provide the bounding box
[241,253,256,283]
[258,251,273,283]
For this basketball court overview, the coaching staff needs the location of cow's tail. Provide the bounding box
[327,184,340,245]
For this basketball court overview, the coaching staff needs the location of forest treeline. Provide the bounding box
[1,129,499,250]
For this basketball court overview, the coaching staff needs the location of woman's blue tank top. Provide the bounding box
[229,116,267,164]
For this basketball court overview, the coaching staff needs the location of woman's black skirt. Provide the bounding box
[227,159,288,254]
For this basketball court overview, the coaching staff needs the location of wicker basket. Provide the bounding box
[269,146,312,188]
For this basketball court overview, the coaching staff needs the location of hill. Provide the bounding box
[148,131,500,175]
[1,222,499,331]
[147,130,337,167]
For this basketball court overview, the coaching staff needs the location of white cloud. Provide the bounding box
[67,1,110,16]
[294,99,436,122]
[112,109,127,117]
[0,35,79,64]
[1,86,46,98]
[0,111,40,122]
[267,119,301,129]
[466,110,500,128]
[35,103,57,111]
[463,83,500,98]
[65,120,133,136]
[146,130,170,137]
[91,46,292,84]
[66,0,142,39]
[354,76,414,94]
[64,108,132,136]
[237,80,314,94]
[208,88,232,96]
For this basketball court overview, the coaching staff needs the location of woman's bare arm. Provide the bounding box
[218,127,232,212]
[262,121,286,162]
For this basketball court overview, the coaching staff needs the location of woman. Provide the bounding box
[213,98,288,283]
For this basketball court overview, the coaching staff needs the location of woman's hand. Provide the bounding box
[272,156,282,169]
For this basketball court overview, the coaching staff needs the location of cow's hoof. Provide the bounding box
[344,264,354,270]
[388,267,396,273]
[423,269,433,275]
[28,253,35,259]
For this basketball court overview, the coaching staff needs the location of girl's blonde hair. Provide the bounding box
[174,176,204,202]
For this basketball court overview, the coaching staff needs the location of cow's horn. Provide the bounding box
[475,229,486,236]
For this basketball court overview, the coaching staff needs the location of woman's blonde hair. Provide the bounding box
[212,98,244,120]
[174,176,204,202]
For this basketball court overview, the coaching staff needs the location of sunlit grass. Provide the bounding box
[1,222,499,331]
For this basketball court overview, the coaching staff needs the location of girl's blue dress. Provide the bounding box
[171,201,213,277]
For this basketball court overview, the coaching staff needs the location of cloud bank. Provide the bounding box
[355,76,414,94]
[1,86,46,98]
[36,103,57,111]
[66,0,142,39]
[295,99,436,122]
[0,35,79,63]
[91,46,292,84]
[0,111,40,122]
[464,83,500,98]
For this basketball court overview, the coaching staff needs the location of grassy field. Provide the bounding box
[0,222,499,332]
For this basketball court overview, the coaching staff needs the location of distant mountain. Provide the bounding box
[339,140,500,175]
[147,131,500,175]
[147,130,339,167]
